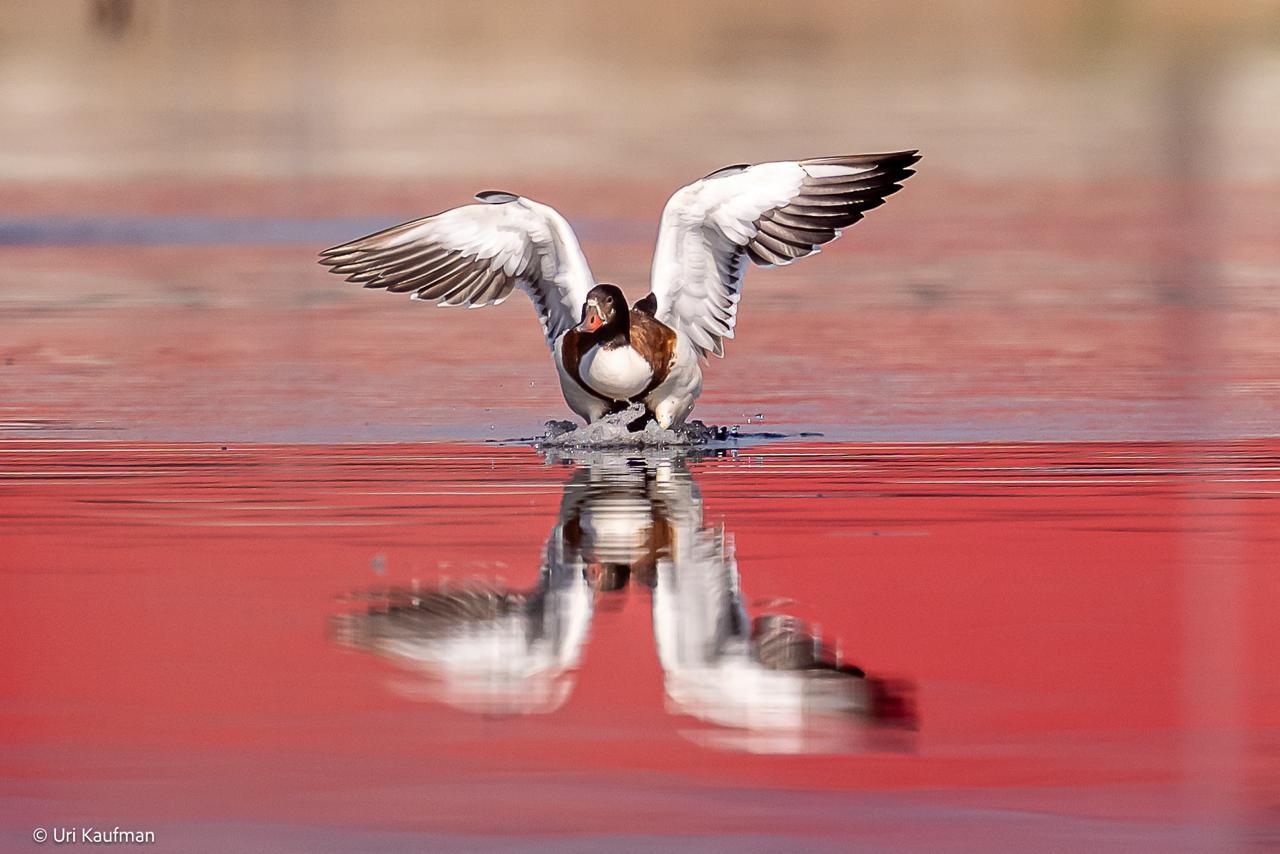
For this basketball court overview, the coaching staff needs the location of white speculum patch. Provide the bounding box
[581,345,652,399]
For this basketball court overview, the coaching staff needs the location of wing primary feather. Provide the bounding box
[750,230,806,260]
[375,259,454,294]
[448,266,497,306]
[802,150,920,169]
[474,268,514,305]
[745,244,784,266]
[471,267,511,306]
[781,203,869,220]
[373,250,459,291]
[767,209,840,230]
[413,257,480,300]
[781,193,876,209]
[649,150,919,359]
[757,217,830,246]
[321,219,430,259]
[320,196,594,349]
[387,253,472,293]
[435,264,489,306]
[799,177,905,195]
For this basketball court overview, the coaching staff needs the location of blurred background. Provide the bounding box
[2,0,1279,439]
[3,5,1280,850]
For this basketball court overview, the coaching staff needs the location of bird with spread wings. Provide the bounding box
[320,151,919,429]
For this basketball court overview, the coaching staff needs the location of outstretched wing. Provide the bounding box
[319,192,595,347]
[648,151,919,357]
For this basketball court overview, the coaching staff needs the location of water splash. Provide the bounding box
[536,404,733,448]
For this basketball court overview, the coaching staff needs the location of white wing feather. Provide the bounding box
[320,194,594,347]
[649,151,919,357]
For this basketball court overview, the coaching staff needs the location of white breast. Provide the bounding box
[581,345,652,399]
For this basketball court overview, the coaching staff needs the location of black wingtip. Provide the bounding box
[475,190,519,204]
[702,163,751,181]
[318,240,360,264]
[805,150,922,170]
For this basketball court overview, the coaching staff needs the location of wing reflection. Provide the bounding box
[333,449,915,750]
[330,520,593,715]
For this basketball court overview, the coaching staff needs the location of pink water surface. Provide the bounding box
[2,440,1277,851]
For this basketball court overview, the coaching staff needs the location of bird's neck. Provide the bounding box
[595,309,631,349]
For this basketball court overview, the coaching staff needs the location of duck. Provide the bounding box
[319,151,919,429]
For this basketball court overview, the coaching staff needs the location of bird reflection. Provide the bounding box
[332,449,914,751]
[331,503,593,715]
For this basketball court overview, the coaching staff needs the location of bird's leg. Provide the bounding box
[625,409,656,433]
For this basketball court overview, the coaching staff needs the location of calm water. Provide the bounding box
[3,3,1280,850]
[3,440,1277,851]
